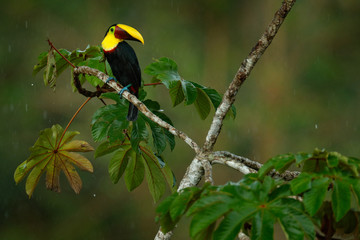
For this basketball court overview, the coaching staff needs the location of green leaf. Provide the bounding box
[251,210,275,240]
[258,154,295,178]
[303,177,330,216]
[78,56,104,87]
[108,119,128,143]
[192,82,236,119]
[144,57,181,88]
[94,141,123,158]
[55,49,71,76]
[14,124,93,197]
[214,207,257,240]
[169,81,185,107]
[332,179,351,221]
[140,143,166,202]
[33,51,49,76]
[108,144,132,184]
[131,117,148,152]
[294,152,312,164]
[143,117,167,154]
[44,48,57,89]
[155,111,176,151]
[124,149,145,191]
[327,153,339,167]
[167,187,202,221]
[290,172,313,195]
[143,99,161,111]
[275,199,315,240]
[161,161,176,191]
[194,88,211,120]
[91,103,128,142]
[181,80,197,105]
[91,121,110,142]
[145,58,237,119]
[189,201,230,238]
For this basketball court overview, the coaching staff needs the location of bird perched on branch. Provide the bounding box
[102,24,144,121]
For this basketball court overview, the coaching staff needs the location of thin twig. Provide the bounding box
[144,82,163,86]
[57,97,92,149]
[47,39,76,68]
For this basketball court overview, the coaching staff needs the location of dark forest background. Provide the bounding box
[1,0,359,239]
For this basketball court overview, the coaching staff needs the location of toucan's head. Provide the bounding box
[102,24,144,52]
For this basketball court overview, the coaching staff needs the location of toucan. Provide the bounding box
[102,24,144,121]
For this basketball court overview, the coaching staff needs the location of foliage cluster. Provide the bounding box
[14,44,360,239]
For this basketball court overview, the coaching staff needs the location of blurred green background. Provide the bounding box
[1,0,359,239]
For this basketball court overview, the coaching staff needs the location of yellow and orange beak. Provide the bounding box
[102,24,144,51]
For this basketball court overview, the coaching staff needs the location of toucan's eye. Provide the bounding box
[110,27,114,33]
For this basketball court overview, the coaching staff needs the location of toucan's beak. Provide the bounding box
[115,24,144,45]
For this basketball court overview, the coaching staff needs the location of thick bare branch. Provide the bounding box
[211,151,260,174]
[201,158,214,184]
[177,157,204,190]
[73,66,201,154]
[212,151,300,180]
[203,0,297,151]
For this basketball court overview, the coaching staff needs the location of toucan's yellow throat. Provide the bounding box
[102,24,144,52]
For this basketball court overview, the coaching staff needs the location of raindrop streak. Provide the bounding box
[43,111,48,119]
[25,104,28,112]
[8,45,11,53]
[25,21,28,29]
[93,193,96,197]
[315,124,318,129]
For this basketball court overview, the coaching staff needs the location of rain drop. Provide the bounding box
[93,193,96,197]
[31,83,34,87]
[315,124,318,129]
[25,104,28,112]
[25,21,28,29]
[8,45,11,53]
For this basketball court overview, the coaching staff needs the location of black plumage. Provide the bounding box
[104,41,141,121]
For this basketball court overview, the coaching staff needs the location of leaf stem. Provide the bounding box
[144,82,163,86]
[47,39,76,69]
[57,97,92,149]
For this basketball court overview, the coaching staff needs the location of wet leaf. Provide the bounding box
[107,139,173,202]
[194,88,211,120]
[14,124,94,197]
[44,48,57,89]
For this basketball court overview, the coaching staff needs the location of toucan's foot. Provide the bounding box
[119,84,132,98]
[105,77,116,84]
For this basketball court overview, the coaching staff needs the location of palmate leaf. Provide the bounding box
[157,176,315,240]
[104,139,175,202]
[144,57,236,119]
[14,124,94,198]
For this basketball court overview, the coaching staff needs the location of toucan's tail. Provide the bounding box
[127,103,138,121]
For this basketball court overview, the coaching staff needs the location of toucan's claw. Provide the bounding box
[119,84,132,98]
[106,77,116,84]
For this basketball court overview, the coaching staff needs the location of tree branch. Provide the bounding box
[154,1,297,238]
[211,151,260,175]
[212,151,300,181]
[203,0,297,152]
[73,66,201,154]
